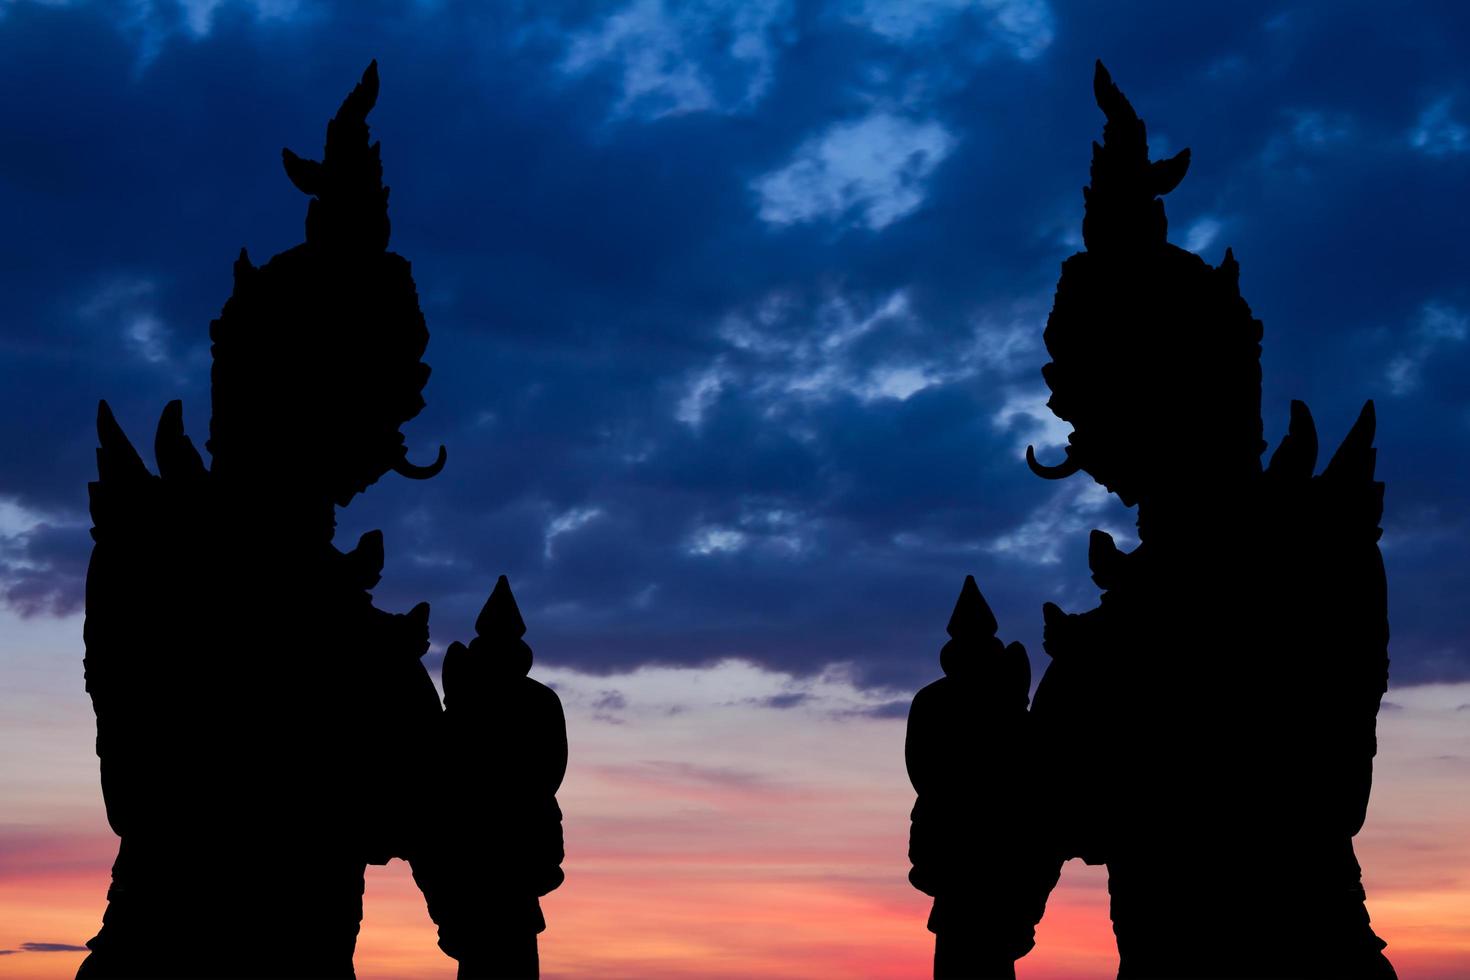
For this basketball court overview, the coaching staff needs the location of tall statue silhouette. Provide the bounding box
[78,63,567,979]
[907,63,1395,979]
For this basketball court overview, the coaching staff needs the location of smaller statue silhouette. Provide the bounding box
[905,576,1056,979]
[432,576,569,980]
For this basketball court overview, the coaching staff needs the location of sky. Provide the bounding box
[0,0,1468,976]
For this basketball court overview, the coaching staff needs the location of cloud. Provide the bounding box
[682,506,809,561]
[175,0,301,37]
[975,0,1053,59]
[686,525,747,556]
[1384,303,1468,396]
[1257,109,1359,173]
[539,656,904,723]
[594,759,786,793]
[839,0,1054,60]
[544,506,606,560]
[97,0,306,69]
[676,289,1036,434]
[0,498,89,617]
[559,0,792,120]
[592,689,627,712]
[1409,97,1470,158]
[0,940,91,955]
[752,113,956,231]
[854,698,910,719]
[676,289,915,422]
[17,942,89,952]
[674,364,732,429]
[754,691,810,709]
[986,480,1134,566]
[991,387,1071,459]
[1182,215,1223,254]
[1287,109,1355,148]
[590,688,628,723]
[78,278,176,367]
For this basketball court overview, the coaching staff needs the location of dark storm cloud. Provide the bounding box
[1,0,1467,688]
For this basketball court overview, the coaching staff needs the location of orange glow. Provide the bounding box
[3,662,1467,978]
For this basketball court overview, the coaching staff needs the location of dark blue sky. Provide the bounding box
[1,0,1466,690]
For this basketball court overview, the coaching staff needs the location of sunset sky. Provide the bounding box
[2,0,1469,977]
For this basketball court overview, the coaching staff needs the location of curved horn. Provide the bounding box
[1026,444,1081,480]
[392,444,447,480]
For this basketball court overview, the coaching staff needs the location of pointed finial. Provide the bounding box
[154,400,206,482]
[97,400,149,483]
[285,59,391,252]
[946,575,999,640]
[1149,148,1191,196]
[1322,400,1377,483]
[1081,60,1184,252]
[233,247,256,283]
[939,576,1024,684]
[340,60,380,124]
[281,148,323,196]
[1093,61,1134,124]
[476,574,527,639]
[1266,399,1319,480]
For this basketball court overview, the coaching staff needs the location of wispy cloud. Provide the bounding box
[1182,215,1223,254]
[991,387,1071,459]
[1259,108,1357,171]
[675,289,924,424]
[93,0,305,70]
[684,502,812,560]
[987,480,1133,566]
[544,506,605,559]
[560,0,792,120]
[1409,97,1470,158]
[1385,303,1467,396]
[1286,108,1355,148]
[173,0,300,37]
[0,941,89,954]
[753,113,956,231]
[675,289,1041,438]
[674,363,733,429]
[685,525,748,556]
[78,277,173,366]
[0,497,88,617]
[839,0,1054,59]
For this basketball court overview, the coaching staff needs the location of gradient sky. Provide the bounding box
[1,0,1468,976]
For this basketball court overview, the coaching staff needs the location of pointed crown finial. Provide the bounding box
[476,574,528,640]
[946,575,999,640]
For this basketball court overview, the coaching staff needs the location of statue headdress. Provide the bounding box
[1029,63,1265,506]
[207,62,444,507]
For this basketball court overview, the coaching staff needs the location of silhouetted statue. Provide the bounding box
[907,63,1395,979]
[79,63,565,979]
[906,577,1054,979]
[438,576,569,980]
